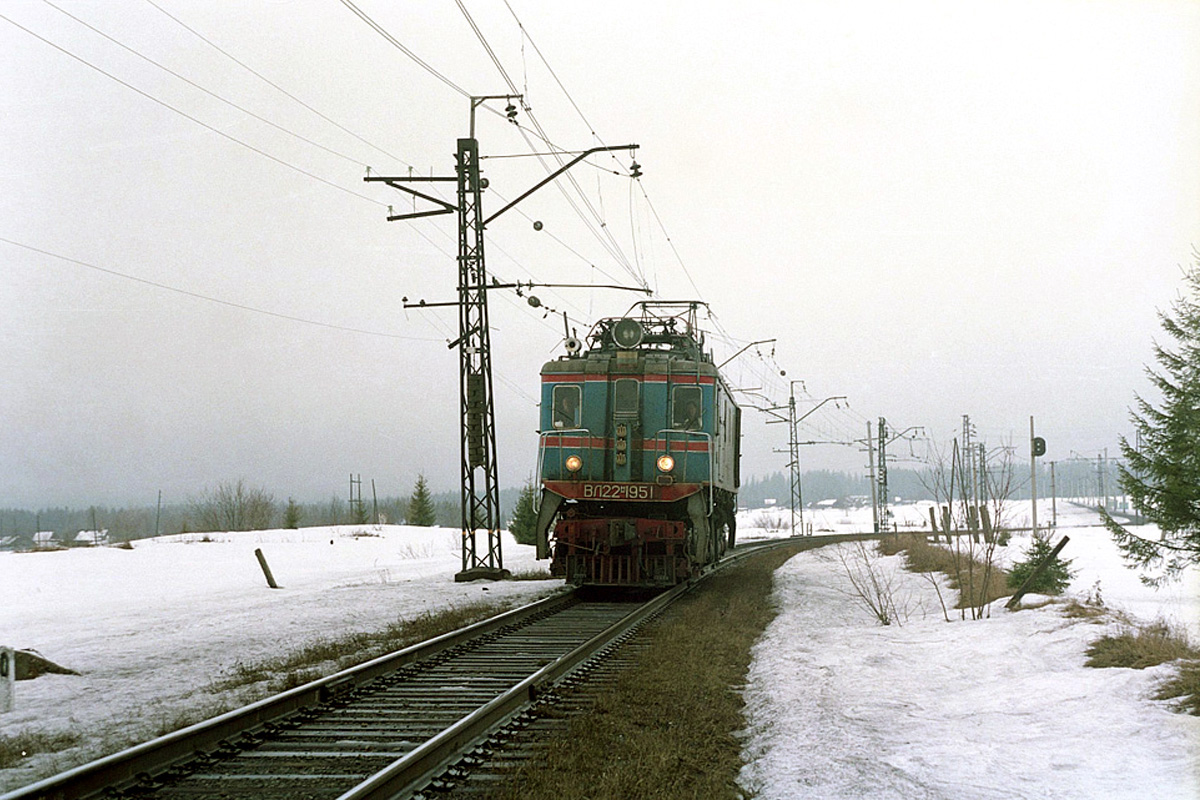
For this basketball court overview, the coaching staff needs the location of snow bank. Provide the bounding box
[738,505,1200,800]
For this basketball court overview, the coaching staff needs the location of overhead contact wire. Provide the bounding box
[0,12,386,208]
[41,0,371,170]
[142,0,414,172]
[0,237,439,341]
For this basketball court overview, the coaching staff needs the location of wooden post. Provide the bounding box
[1005,536,1070,609]
[1,647,14,713]
[254,548,280,589]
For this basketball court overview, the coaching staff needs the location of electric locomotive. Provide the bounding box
[533,301,741,586]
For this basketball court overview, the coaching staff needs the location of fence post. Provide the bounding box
[254,548,280,589]
[1,646,14,713]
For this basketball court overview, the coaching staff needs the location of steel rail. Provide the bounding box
[338,536,804,800]
[0,591,574,800]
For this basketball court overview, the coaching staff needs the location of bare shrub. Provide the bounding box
[889,535,1009,620]
[752,511,787,531]
[192,480,276,532]
[826,540,911,626]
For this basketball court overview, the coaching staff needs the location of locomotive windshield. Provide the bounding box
[552,385,581,429]
[672,386,702,430]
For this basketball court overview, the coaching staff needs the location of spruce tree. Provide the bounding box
[508,479,539,546]
[408,474,437,527]
[1007,534,1075,595]
[283,497,301,529]
[1103,255,1200,584]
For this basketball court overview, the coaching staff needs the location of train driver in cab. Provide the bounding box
[553,386,581,429]
[674,387,702,430]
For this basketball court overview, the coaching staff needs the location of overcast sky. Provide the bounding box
[2,0,1198,509]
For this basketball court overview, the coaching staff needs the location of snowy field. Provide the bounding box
[737,502,1200,800]
[0,524,562,790]
[2,504,1198,797]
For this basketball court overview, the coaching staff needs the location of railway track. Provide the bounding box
[2,539,804,800]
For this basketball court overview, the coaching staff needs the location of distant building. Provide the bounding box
[32,531,59,550]
[72,529,109,547]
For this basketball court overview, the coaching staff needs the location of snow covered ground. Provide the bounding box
[2,504,1197,797]
[737,502,1200,800]
[0,524,562,790]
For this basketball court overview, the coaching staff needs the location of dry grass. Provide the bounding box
[481,544,803,800]
[209,599,541,695]
[1157,662,1200,715]
[0,730,82,770]
[1062,598,1111,621]
[507,567,555,581]
[1083,617,1200,716]
[1084,622,1199,670]
[879,534,1009,610]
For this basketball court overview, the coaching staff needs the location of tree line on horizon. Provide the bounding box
[0,460,1131,543]
[0,475,523,543]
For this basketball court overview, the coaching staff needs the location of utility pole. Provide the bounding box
[866,421,879,533]
[350,473,363,523]
[788,391,801,536]
[877,417,889,532]
[1030,416,1039,534]
[962,414,976,510]
[768,389,845,537]
[978,442,987,511]
[1050,461,1057,528]
[366,96,638,581]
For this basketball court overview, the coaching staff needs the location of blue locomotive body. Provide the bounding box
[533,303,741,586]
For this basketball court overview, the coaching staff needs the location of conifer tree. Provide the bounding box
[1103,255,1200,584]
[1006,533,1075,595]
[408,474,437,527]
[508,478,539,546]
[283,497,301,529]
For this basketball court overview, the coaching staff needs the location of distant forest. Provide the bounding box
[2,459,1119,541]
[0,487,520,544]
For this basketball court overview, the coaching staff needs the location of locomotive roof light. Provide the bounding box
[612,318,644,349]
[565,455,583,472]
[657,454,675,473]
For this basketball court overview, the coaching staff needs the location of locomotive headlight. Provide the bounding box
[565,455,583,472]
[657,454,675,473]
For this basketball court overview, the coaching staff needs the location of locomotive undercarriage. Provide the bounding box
[549,490,738,587]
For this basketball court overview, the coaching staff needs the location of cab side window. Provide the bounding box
[672,386,702,430]
[552,385,581,429]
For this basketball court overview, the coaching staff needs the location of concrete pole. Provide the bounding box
[867,421,879,534]
[1030,416,1038,535]
[1050,461,1057,528]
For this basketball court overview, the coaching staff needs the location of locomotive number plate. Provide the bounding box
[581,483,655,501]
